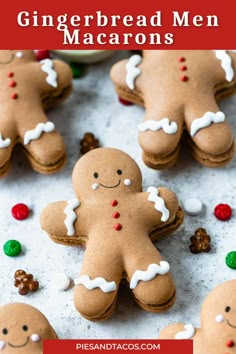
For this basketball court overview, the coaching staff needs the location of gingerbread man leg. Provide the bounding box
[0,121,17,176]
[138,105,184,169]
[124,238,176,312]
[185,95,234,166]
[17,109,66,173]
[74,240,123,321]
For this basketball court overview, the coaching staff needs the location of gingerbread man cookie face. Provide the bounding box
[160,280,236,354]
[0,50,73,177]
[41,148,184,321]
[110,50,236,169]
[0,303,57,353]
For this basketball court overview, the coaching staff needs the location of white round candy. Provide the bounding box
[183,198,203,216]
[124,179,132,186]
[215,314,224,323]
[52,273,71,291]
[31,334,41,342]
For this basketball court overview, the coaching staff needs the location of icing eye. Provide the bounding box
[117,169,122,175]
[225,306,231,312]
[22,325,28,331]
[2,328,8,335]
[93,172,99,179]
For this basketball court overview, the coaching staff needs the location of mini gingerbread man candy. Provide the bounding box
[14,270,39,295]
[159,280,236,354]
[189,228,211,254]
[110,50,236,169]
[0,50,73,177]
[40,147,184,321]
[0,303,57,353]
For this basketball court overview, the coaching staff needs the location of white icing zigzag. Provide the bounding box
[214,50,234,82]
[147,187,170,222]
[175,324,195,339]
[0,134,11,149]
[74,275,117,293]
[40,59,58,88]
[190,111,225,137]
[125,54,142,90]
[130,261,170,289]
[64,198,80,236]
[24,122,55,145]
[138,118,178,134]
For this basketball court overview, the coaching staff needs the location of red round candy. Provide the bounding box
[112,212,120,219]
[11,93,18,99]
[113,223,122,231]
[35,50,50,61]
[180,75,189,82]
[180,65,187,71]
[12,203,30,220]
[118,97,134,106]
[214,203,232,221]
[178,56,186,62]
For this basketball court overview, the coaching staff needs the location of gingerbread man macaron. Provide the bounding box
[0,303,57,353]
[40,147,184,321]
[110,50,236,169]
[0,50,73,177]
[160,279,236,354]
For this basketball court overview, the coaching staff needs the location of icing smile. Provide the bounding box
[100,180,121,189]
[227,319,236,329]
[8,336,29,348]
[0,52,14,65]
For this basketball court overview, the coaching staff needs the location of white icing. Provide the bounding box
[175,324,195,339]
[147,187,170,222]
[64,198,80,236]
[125,54,142,90]
[0,341,6,350]
[31,334,41,342]
[124,179,132,186]
[138,118,178,134]
[24,122,55,145]
[40,58,58,88]
[214,50,234,82]
[16,51,23,58]
[0,134,11,148]
[74,275,117,293]
[92,183,99,190]
[52,272,71,291]
[183,198,203,216]
[216,314,225,323]
[190,111,225,137]
[130,261,170,289]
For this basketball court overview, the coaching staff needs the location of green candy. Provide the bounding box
[225,251,236,269]
[70,62,85,78]
[3,240,22,257]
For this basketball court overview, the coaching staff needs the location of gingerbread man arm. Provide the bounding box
[29,59,73,102]
[40,199,87,246]
[137,186,182,240]
[159,323,198,340]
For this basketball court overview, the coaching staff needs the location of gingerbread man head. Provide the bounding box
[0,303,57,353]
[0,50,73,177]
[110,50,236,169]
[160,279,236,354]
[41,147,183,321]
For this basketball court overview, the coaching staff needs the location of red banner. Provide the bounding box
[0,0,235,49]
[44,339,193,354]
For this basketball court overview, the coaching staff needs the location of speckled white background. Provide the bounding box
[0,50,236,340]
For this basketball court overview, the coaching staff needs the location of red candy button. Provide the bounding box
[214,204,232,221]
[112,212,120,219]
[118,97,134,106]
[114,223,122,231]
[11,203,30,220]
[180,75,189,82]
[226,340,234,348]
[178,57,186,62]
[111,200,118,207]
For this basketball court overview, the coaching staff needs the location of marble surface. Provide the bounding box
[1,50,236,340]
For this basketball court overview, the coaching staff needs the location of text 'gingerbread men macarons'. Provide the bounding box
[40,147,184,321]
[0,50,73,177]
[110,50,236,169]
[159,279,236,354]
[0,303,57,353]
